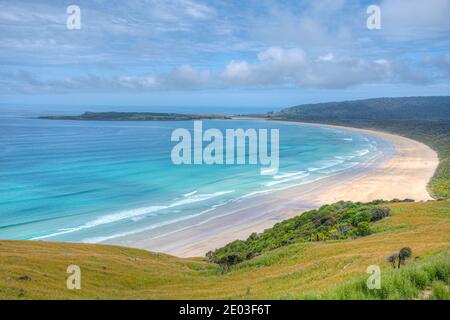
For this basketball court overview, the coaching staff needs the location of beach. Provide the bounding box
[109,121,439,257]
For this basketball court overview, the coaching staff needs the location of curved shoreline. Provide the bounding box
[108,121,439,257]
[259,119,439,202]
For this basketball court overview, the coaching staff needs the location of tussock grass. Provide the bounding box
[0,201,449,299]
[310,251,450,300]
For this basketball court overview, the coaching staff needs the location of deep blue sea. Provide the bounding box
[0,105,390,243]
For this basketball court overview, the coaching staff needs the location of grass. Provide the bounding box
[308,251,450,300]
[430,158,450,199]
[0,201,449,300]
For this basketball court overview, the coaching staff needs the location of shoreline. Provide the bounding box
[108,120,439,257]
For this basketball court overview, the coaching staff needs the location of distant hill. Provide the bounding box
[281,96,450,121]
[39,112,231,121]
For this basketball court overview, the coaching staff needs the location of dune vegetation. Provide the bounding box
[0,201,448,300]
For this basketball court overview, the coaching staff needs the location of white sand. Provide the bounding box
[109,121,439,257]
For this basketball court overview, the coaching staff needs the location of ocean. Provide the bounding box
[0,105,391,243]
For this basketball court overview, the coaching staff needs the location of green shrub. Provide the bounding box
[206,201,403,267]
[424,256,450,284]
[370,207,390,221]
[406,268,429,290]
[356,222,372,236]
[431,281,450,300]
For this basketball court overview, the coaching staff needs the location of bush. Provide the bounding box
[370,207,390,221]
[406,268,429,290]
[431,281,450,300]
[356,222,372,236]
[424,256,450,284]
[207,201,391,266]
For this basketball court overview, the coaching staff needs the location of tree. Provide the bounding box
[386,253,399,269]
[386,248,413,269]
[398,247,412,268]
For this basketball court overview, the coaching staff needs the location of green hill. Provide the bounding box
[281,96,450,121]
[1,201,448,300]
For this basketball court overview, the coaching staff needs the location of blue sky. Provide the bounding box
[1,0,449,109]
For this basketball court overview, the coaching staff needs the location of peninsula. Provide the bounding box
[39,111,231,121]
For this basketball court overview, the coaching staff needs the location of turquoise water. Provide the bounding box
[0,106,391,243]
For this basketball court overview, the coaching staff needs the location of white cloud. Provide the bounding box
[221,47,424,89]
[1,47,428,94]
[317,53,334,62]
[223,61,252,81]
[380,0,450,39]
[223,47,308,86]
[116,76,158,89]
[257,47,307,65]
[0,1,446,95]
[163,64,211,88]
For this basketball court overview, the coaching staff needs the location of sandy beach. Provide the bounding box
[109,121,439,257]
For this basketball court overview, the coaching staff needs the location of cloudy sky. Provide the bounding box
[1,0,449,109]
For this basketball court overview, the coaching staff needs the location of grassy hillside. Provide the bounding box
[1,201,448,300]
[310,251,450,300]
[271,97,450,199]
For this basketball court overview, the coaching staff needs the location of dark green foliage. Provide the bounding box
[399,247,412,259]
[387,247,413,269]
[356,222,371,236]
[281,96,450,121]
[430,158,450,199]
[370,207,390,222]
[399,247,413,267]
[206,200,402,267]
